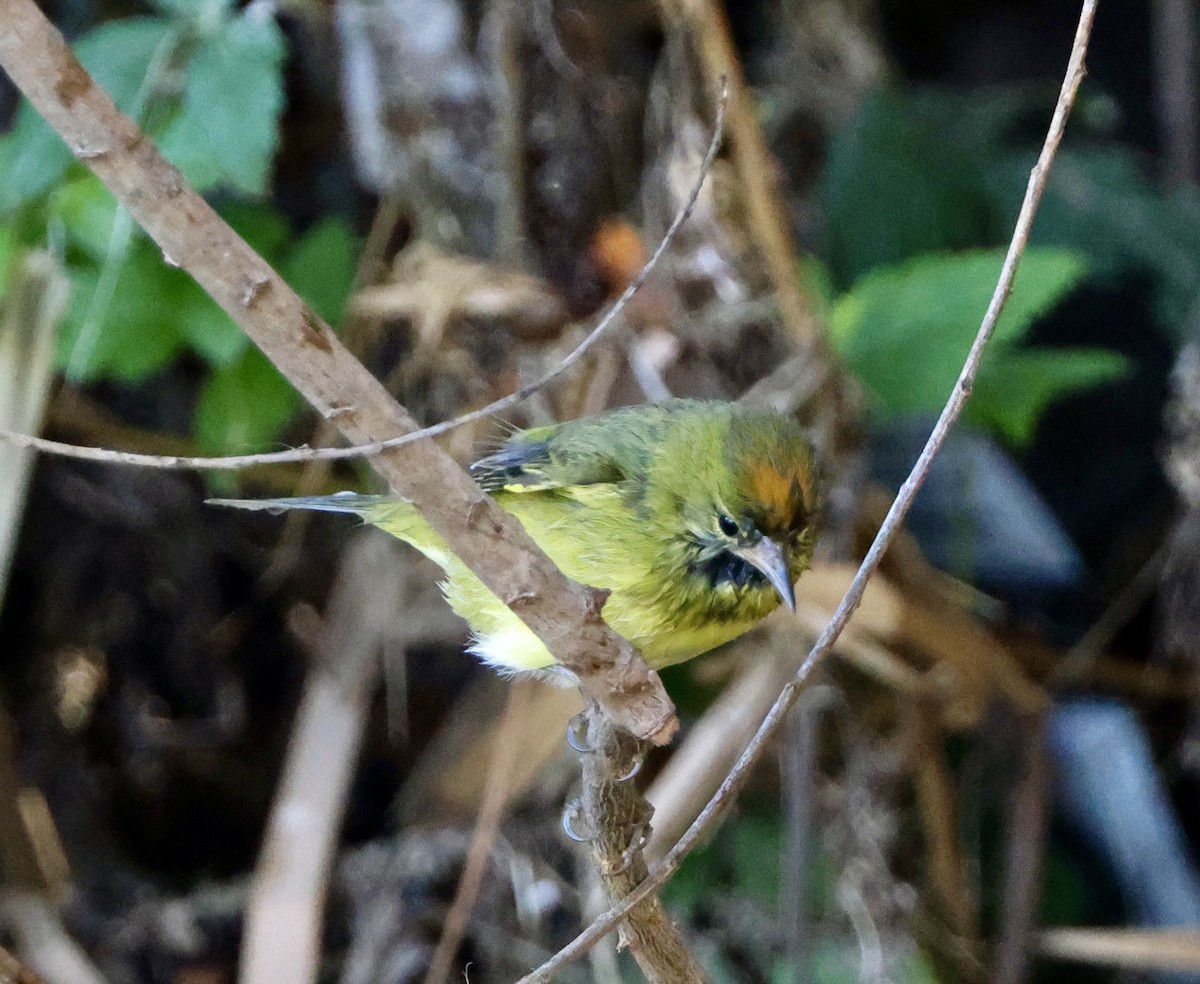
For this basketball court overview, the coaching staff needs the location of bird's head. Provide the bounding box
[663,409,819,619]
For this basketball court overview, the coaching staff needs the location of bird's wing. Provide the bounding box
[470,426,628,494]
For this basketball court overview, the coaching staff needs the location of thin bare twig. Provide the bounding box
[0,0,676,743]
[515,2,1098,978]
[422,680,532,984]
[0,87,728,473]
[994,711,1050,984]
[240,533,406,984]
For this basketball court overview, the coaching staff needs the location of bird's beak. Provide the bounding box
[733,536,796,612]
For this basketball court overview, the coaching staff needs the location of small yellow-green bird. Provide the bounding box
[210,399,819,678]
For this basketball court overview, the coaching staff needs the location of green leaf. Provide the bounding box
[159,6,285,195]
[824,83,1200,341]
[0,18,178,213]
[219,201,291,264]
[970,347,1129,446]
[194,348,302,453]
[50,176,121,261]
[79,17,180,107]
[282,218,359,324]
[56,228,251,379]
[175,290,248,366]
[57,249,187,381]
[830,247,1088,413]
[0,226,15,303]
[821,89,990,286]
[53,177,251,369]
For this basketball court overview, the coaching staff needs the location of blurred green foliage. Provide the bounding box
[828,247,1126,445]
[824,85,1200,320]
[815,84,1200,445]
[0,0,359,454]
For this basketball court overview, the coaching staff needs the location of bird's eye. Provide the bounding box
[718,513,739,537]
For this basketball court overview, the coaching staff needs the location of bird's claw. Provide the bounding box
[612,747,645,783]
[560,798,596,843]
[566,711,594,753]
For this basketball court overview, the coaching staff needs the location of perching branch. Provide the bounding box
[516,1,1098,978]
[0,0,681,744]
[579,705,711,984]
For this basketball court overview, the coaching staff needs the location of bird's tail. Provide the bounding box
[206,492,433,548]
[205,491,400,517]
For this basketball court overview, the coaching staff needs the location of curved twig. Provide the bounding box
[514,1,1098,979]
[0,85,728,472]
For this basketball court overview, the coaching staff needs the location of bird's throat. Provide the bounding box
[691,550,768,591]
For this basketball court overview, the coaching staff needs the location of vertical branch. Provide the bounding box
[655,0,818,346]
[994,712,1050,984]
[581,705,712,984]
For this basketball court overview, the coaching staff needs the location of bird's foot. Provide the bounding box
[603,822,652,875]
